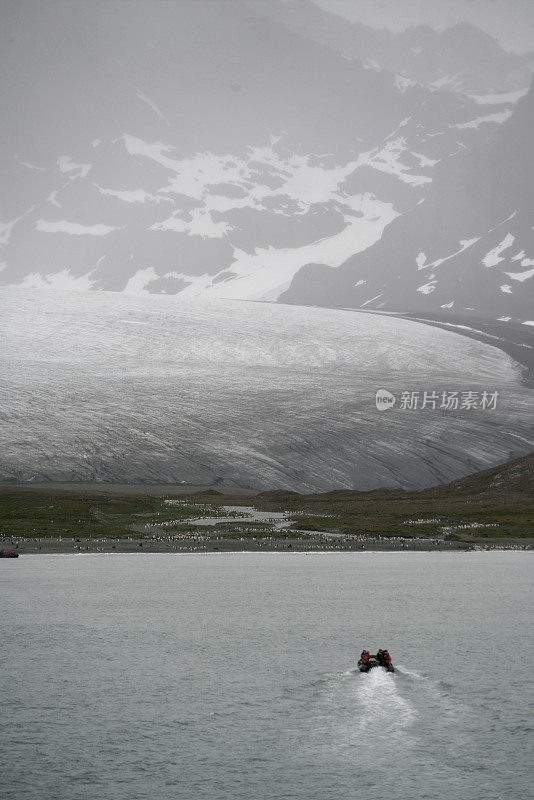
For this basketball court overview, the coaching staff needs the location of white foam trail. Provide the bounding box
[355,668,416,733]
[395,665,465,726]
[395,664,428,681]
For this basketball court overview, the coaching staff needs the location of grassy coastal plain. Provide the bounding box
[1,454,532,554]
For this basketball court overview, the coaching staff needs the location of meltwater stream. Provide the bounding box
[1,552,532,800]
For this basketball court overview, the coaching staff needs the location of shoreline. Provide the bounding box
[3,534,531,555]
[9,549,534,557]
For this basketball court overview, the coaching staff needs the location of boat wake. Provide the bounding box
[354,667,416,734]
[313,666,418,759]
[395,664,427,681]
[396,664,457,700]
[308,660,475,779]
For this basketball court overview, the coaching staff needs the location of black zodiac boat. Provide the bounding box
[357,649,394,673]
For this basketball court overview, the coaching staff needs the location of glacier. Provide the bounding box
[1,288,531,491]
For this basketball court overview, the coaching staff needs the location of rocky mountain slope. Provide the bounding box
[282,81,534,320]
[0,0,523,304]
[261,1,534,95]
[258,451,534,505]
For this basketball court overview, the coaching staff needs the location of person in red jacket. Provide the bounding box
[379,649,394,671]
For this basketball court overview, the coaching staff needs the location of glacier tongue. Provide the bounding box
[1,288,531,491]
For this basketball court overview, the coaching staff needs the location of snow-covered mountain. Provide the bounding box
[0,0,521,303]
[282,81,534,320]
[261,2,534,95]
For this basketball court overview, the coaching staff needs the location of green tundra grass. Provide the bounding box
[0,451,532,543]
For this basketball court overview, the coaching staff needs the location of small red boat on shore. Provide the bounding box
[0,550,19,558]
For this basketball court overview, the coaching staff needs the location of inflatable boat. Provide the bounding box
[358,651,394,673]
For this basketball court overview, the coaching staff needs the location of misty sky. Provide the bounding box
[312,0,534,53]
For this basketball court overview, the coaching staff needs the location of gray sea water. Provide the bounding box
[2,553,533,800]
